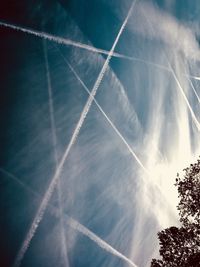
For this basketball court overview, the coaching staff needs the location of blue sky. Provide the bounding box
[0,1,200,267]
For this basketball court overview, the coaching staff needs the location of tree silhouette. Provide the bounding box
[150,158,200,267]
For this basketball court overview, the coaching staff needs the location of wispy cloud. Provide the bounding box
[117,1,200,60]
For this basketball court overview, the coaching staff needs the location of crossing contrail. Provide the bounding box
[0,168,138,267]
[43,39,69,267]
[1,20,199,84]
[58,50,179,224]
[59,53,148,173]
[13,1,138,266]
[0,20,131,60]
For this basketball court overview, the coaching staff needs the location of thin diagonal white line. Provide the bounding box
[187,76,200,104]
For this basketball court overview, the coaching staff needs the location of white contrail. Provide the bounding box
[0,168,138,267]
[166,59,200,131]
[66,217,138,267]
[0,20,131,60]
[90,0,138,95]
[190,76,200,81]
[187,77,200,104]
[1,20,199,83]
[13,2,138,266]
[0,19,163,68]
[43,39,69,267]
[59,54,148,173]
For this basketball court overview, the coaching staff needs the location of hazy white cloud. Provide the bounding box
[116,1,200,60]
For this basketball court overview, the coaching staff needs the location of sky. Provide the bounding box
[0,0,200,267]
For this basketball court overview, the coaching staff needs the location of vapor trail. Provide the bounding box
[187,77,200,104]
[190,76,200,81]
[1,20,198,83]
[166,59,200,131]
[0,19,162,68]
[13,2,138,266]
[60,54,148,173]
[43,39,69,267]
[1,168,138,267]
[0,20,130,60]
[67,217,138,267]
